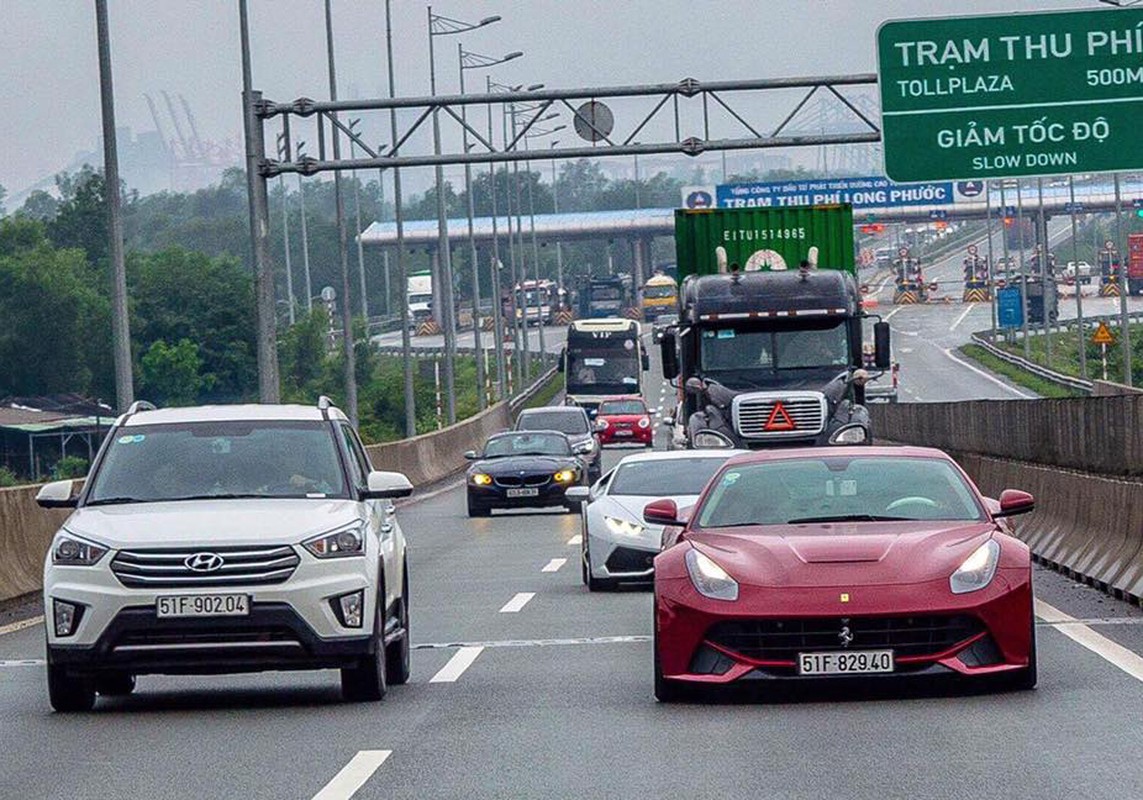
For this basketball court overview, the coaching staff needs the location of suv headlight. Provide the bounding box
[693,430,733,449]
[829,424,869,445]
[684,548,738,601]
[52,532,109,566]
[303,524,366,558]
[604,516,644,537]
[950,539,1000,594]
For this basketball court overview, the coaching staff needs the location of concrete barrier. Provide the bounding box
[0,485,70,602]
[1093,380,1143,397]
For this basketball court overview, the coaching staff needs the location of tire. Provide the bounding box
[467,494,491,518]
[653,609,687,703]
[47,664,95,712]
[385,569,411,686]
[341,591,388,702]
[1006,605,1038,692]
[95,672,136,697]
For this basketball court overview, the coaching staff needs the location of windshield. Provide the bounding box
[598,399,646,416]
[591,287,622,301]
[87,421,348,503]
[700,323,849,373]
[408,293,432,305]
[610,457,729,497]
[696,457,985,528]
[566,349,641,394]
[643,285,676,299]
[483,432,572,458]
[517,410,588,434]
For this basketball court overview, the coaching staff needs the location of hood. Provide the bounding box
[689,521,996,588]
[598,414,649,424]
[471,455,577,475]
[64,499,363,550]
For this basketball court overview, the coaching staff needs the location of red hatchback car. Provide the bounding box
[594,396,654,447]
[647,446,1037,701]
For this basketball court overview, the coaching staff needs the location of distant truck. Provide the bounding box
[1129,233,1143,295]
[640,273,678,321]
[578,276,629,319]
[660,205,890,450]
[406,270,433,327]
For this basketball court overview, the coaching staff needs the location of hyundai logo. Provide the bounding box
[185,552,225,573]
[838,620,854,648]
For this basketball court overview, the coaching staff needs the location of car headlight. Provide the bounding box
[580,438,596,453]
[604,516,645,537]
[303,524,365,558]
[692,430,733,449]
[684,548,738,601]
[51,532,109,566]
[554,469,577,484]
[950,539,1000,594]
[470,473,493,486]
[637,417,651,429]
[829,424,869,445]
[595,418,609,430]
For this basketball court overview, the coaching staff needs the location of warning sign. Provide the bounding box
[764,401,797,432]
[1092,321,1116,346]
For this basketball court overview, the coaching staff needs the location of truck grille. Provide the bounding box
[110,545,300,589]
[733,392,827,439]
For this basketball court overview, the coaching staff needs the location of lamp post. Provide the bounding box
[295,140,314,313]
[276,132,296,325]
[524,123,566,364]
[550,140,564,294]
[485,80,523,396]
[460,47,522,409]
[349,118,369,322]
[428,10,501,424]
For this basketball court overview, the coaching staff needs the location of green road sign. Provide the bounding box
[878,8,1143,182]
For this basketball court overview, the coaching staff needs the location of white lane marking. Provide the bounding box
[311,751,392,800]
[884,307,903,321]
[499,592,535,613]
[0,616,43,637]
[898,347,914,354]
[949,302,976,331]
[0,659,45,667]
[941,348,1035,398]
[541,558,567,573]
[1036,599,1143,683]
[428,646,485,683]
[413,634,649,651]
[567,534,582,546]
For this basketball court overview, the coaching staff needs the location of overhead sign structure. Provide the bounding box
[717,176,953,210]
[878,7,1143,181]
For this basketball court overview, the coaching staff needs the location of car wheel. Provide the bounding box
[341,590,388,702]
[1005,604,1038,692]
[653,609,687,703]
[47,664,95,712]
[95,672,136,697]
[385,568,411,686]
[467,494,491,518]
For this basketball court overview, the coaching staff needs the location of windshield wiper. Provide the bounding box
[86,496,148,506]
[786,514,911,524]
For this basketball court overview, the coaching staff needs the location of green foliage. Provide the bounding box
[52,456,89,480]
[958,344,1078,398]
[139,339,209,405]
[279,307,333,400]
[0,466,21,487]
[16,190,59,222]
[46,166,110,264]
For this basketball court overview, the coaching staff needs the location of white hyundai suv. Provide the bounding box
[37,398,414,711]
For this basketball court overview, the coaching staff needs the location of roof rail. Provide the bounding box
[126,400,156,415]
[317,395,334,411]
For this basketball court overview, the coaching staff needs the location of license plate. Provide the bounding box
[613,430,633,437]
[506,487,539,498]
[156,594,250,618]
[798,650,893,675]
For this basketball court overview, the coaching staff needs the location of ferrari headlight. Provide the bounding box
[604,516,644,537]
[693,430,733,449]
[553,469,577,484]
[471,473,493,486]
[829,424,869,445]
[684,548,739,601]
[303,524,365,558]
[52,532,109,566]
[950,539,1000,594]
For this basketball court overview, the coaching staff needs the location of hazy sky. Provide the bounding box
[0,0,1094,199]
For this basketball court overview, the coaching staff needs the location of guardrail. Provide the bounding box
[969,332,1094,394]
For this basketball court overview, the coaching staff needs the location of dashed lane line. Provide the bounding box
[428,646,485,683]
[567,534,582,546]
[0,616,43,637]
[541,558,567,573]
[499,592,535,613]
[312,751,392,800]
[1037,599,1143,683]
[413,635,650,651]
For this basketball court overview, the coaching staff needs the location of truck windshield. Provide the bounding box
[643,286,676,299]
[591,287,621,301]
[700,323,849,373]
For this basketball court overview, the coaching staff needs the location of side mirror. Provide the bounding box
[661,417,675,427]
[684,376,705,396]
[36,480,78,509]
[363,470,414,499]
[873,321,892,370]
[557,347,566,373]
[641,351,650,371]
[464,450,479,460]
[647,407,659,415]
[644,498,681,527]
[565,486,590,503]
[660,331,678,380]
[994,489,1035,517]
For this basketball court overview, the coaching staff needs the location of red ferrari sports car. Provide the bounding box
[647,446,1037,701]
[594,396,654,447]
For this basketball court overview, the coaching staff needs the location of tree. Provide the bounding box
[18,190,59,222]
[279,306,331,399]
[47,166,110,264]
[139,339,208,405]
[0,182,7,216]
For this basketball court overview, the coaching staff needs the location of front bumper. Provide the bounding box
[655,570,1032,686]
[468,482,577,509]
[598,426,652,446]
[586,527,661,582]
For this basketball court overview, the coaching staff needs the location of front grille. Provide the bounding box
[110,545,300,589]
[733,392,827,439]
[706,615,983,663]
[605,546,656,574]
[115,626,299,649]
[494,474,551,488]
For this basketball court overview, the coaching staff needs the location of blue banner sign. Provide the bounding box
[716,176,955,210]
[997,286,1024,329]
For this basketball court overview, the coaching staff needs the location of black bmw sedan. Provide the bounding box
[464,431,586,517]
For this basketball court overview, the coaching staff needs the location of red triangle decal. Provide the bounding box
[764,401,797,432]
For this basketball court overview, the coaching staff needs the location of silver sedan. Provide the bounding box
[567,449,744,591]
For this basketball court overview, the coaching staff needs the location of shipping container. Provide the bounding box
[674,205,856,279]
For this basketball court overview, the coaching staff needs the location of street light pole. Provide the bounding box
[550,140,564,293]
[349,120,369,323]
[486,83,510,398]
[523,124,565,365]
[275,135,296,325]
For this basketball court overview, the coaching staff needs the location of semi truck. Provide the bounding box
[406,270,433,327]
[660,205,891,450]
[578,276,629,319]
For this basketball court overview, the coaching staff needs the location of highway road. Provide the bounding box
[5,346,1143,799]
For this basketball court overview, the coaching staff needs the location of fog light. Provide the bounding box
[336,590,365,628]
[53,600,81,637]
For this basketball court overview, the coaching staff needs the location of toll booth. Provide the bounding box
[962,247,990,302]
[1098,245,1121,297]
[893,251,927,304]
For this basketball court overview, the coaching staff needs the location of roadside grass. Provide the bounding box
[991,321,1143,387]
[957,344,1079,398]
[522,367,564,409]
